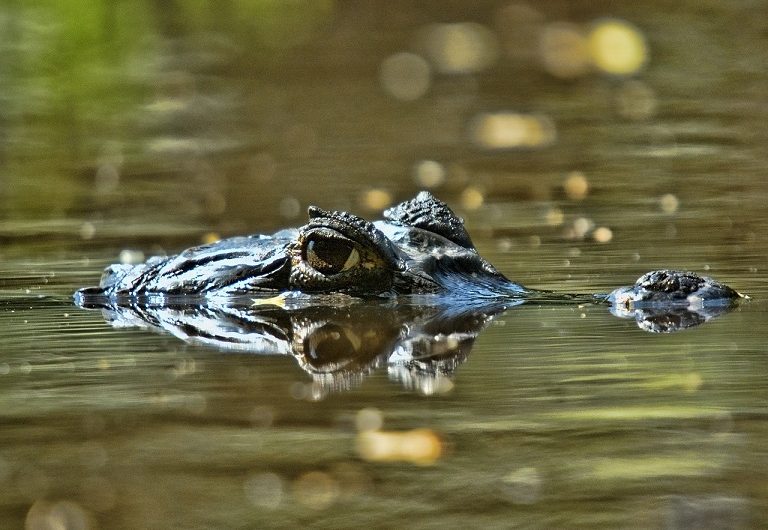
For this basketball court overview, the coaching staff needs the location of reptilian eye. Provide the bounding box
[304,235,360,275]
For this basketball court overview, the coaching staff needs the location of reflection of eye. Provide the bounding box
[305,324,360,365]
[304,235,360,275]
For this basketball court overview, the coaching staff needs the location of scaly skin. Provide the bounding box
[75,192,744,311]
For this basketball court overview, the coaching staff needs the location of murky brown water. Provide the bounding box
[1,2,767,528]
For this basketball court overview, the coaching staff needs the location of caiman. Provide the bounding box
[75,191,744,316]
[73,192,747,392]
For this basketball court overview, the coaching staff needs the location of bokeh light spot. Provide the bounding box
[360,188,393,211]
[379,52,431,101]
[588,19,648,76]
[571,217,595,239]
[460,187,485,210]
[356,429,443,466]
[244,472,284,509]
[279,196,301,219]
[118,249,144,265]
[470,112,556,149]
[593,226,613,243]
[563,171,589,200]
[418,23,499,74]
[496,3,545,61]
[25,500,93,530]
[659,193,680,214]
[292,471,339,509]
[413,160,446,188]
[201,232,220,244]
[545,207,564,226]
[355,407,383,432]
[539,22,590,79]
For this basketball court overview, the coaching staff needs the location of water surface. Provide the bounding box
[0,1,767,528]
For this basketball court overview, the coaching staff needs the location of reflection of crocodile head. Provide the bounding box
[87,298,507,396]
[75,192,745,335]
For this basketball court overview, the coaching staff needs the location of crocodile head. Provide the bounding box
[78,191,526,302]
[288,191,526,299]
